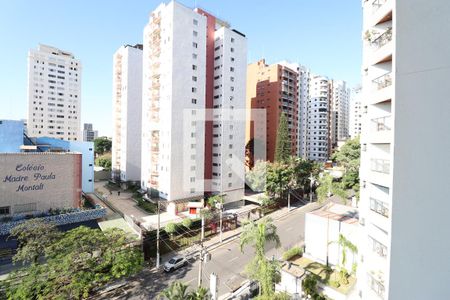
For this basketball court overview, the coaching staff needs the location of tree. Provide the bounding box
[94,137,112,155]
[97,156,112,170]
[245,160,268,192]
[274,113,291,162]
[158,282,190,300]
[165,222,178,239]
[332,137,361,197]
[207,194,223,210]
[158,282,210,300]
[329,234,358,285]
[9,219,61,264]
[182,218,193,230]
[302,274,327,300]
[5,226,143,299]
[316,173,348,203]
[240,218,281,297]
[265,162,293,203]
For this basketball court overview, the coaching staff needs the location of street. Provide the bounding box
[94,202,318,300]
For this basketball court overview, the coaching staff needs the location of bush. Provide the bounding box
[282,246,303,261]
[165,222,177,237]
[136,198,156,214]
[182,218,193,229]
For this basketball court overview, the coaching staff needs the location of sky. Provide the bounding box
[0,0,362,137]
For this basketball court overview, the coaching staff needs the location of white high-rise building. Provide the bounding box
[27,44,81,141]
[112,44,143,184]
[330,80,350,147]
[349,86,362,138]
[358,1,450,299]
[304,75,330,161]
[141,1,246,214]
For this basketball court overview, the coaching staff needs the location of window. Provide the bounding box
[192,53,197,59]
[231,37,235,43]
[0,206,10,215]
[193,42,198,48]
[192,98,197,104]
[193,30,198,37]
[192,87,197,93]
[231,47,234,52]
[230,67,235,72]
[192,76,197,82]
[190,177,195,183]
[370,198,389,217]
[369,236,387,258]
[228,183,232,187]
[192,65,197,70]
[193,19,198,25]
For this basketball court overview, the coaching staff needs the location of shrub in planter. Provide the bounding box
[165,222,178,239]
[282,246,303,261]
[182,218,193,229]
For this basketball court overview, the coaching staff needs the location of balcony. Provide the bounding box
[370,116,392,143]
[372,116,391,131]
[370,0,392,27]
[371,158,390,174]
[373,72,392,90]
[370,28,393,65]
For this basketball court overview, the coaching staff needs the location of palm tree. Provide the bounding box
[188,286,210,300]
[240,217,281,296]
[328,234,358,284]
[158,282,190,300]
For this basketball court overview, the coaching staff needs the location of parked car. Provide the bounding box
[163,256,188,272]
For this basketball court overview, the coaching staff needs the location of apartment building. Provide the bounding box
[82,123,98,142]
[141,1,246,213]
[246,59,298,162]
[112,44,143,184]
[303,75,330,161]
[358,0,450,299]
[330,80,350,147]
[349,86,362,138]
[27,44,81,141]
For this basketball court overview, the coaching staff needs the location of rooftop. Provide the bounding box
[309,202,358,224]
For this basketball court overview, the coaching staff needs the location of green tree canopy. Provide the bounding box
[274,113,291,163]
[9,218,61,264]
[240,218,281,297]
[158,282,210,300]
[5,226,143,300]
[94,137,112,155]
[331,137,361,198]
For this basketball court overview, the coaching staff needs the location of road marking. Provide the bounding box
[229,256,239,262]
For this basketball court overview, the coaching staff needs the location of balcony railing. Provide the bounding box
[370,197,389,218]
[372,116,391,131]
[371,28,392,49]
[371,158,390,174]
[372,0,388,13]
[372,72,392,90]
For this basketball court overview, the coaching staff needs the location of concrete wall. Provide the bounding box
[0,120,23,153]
[0,153,81,215]
[388,1,450,299]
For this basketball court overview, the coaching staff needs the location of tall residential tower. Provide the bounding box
[27,44,81,140]
[141,2,246,214]
[112,44,143,184]
[358,0,450,299]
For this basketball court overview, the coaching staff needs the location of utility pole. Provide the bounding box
[198,242,204,287]
[309,173,314,203]
[219,203,223,243]
[156,199,160,269]
[288,188,291,211]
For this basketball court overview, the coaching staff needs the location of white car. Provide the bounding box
[163,256,187,272]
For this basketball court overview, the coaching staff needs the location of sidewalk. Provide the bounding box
[159,201,322,266]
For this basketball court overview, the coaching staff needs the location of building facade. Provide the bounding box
[141,2,246,213]
[358,0,450,299]
[246,59,298,162]
[349,86,362,138]
[0,152,82,215]
[82,123,98,142]
[330,80,350,147]
[112,44,143,183]
[27,44,82,141]
[303,75,331,161]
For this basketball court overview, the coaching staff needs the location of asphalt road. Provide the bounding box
[94,203,317,300]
